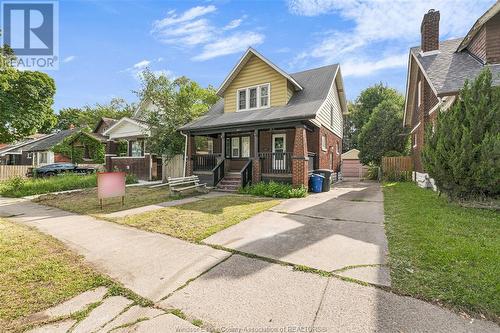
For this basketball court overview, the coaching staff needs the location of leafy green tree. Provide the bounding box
[342,103,357,152]
[350,83,404,144]
[0,70,56,142]
[358,99,407,165]
[56,98,134,130]
[423,68,500,200]
[135,69,218,158]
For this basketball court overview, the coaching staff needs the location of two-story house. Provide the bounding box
[403,3,500,185]
[179,48,348,190]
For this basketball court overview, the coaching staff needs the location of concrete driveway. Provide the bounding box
[204,181,390,286]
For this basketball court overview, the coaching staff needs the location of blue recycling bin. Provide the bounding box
[310,174,324,193]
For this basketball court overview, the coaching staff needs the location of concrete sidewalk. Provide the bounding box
[161,255,498,333]
[0,197,230,302]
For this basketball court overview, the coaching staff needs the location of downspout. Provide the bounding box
[180,131,188,177]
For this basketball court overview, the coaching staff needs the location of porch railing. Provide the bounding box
[241,159,252,188]
[212,159,225,186]
[259,152,292,174]
[192,154,217,171]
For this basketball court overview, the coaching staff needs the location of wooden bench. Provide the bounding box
[167,176,207,195]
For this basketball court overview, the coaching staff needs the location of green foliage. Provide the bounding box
[135,69,218,158]
[383,182,500,319]
[239,181,308,198]
[56,98,134,130]
[0,69,56,142]
[0,173,138,197]
[342,107,357,152]
[53,131,105,164]
[358,99,407,165]
[383,150,404,157]
[117,140,128,157]
[422,68,500,200]
[365,164,380,180]
[350,83,404,140]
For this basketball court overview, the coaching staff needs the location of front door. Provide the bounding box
[272,134,286,170]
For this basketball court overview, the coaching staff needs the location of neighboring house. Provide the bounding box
[0,130,77,166]
[179,48,348,189]
[24,129,79,165]
[102,116,159,181]
[403,3,500,184]
[69,110,161,181]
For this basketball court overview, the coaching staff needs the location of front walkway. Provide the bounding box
[204,181,390,286]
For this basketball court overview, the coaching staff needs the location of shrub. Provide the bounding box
[239,181,307,198]
[383,150,404,157]
[0,172,138,198]
[422,68,500,200]
[366,163,380,180]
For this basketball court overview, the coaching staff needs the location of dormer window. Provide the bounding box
[237,83,270,111]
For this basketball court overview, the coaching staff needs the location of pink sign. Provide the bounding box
[97,172,126,199]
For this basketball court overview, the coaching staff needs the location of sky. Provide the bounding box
[44,0,495,111]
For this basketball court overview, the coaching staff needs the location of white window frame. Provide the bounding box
[236,83,271,112]
[321,134,327,151]
[241,136,250,158]
[231,137,240,158]
[336,142,340,155]
[413,133,418,148]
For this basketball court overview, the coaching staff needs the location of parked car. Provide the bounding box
[26,163,96,177]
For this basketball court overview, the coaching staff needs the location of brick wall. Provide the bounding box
[411,69,442,172]
[420,10,440,52]
[292,127,309,187]
[54,153,71,163]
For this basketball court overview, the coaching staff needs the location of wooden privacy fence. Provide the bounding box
[162,154,184,181]
[0,165,30,181]
[381,156,413,181]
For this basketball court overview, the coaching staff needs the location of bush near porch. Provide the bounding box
[239,181,307,198]
[383,182,500,321]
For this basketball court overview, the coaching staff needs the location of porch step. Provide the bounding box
[216,174,242,192]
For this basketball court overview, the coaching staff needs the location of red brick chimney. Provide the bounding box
[421,9,440,52]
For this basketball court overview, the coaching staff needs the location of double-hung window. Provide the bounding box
[237,83,270,111]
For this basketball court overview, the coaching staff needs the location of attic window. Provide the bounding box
[237,83,270,111]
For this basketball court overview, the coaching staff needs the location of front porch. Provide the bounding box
[186,125,320,190]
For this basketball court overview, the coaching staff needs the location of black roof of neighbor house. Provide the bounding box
[179,64,340,132]
[25,128,79,152]
[411,38,500,96]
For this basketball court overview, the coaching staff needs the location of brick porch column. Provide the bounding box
[292,126,309,187]
[252,129,261,183]
[185,134,194,176]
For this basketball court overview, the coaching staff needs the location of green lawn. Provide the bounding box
[383,182,500,321]
[0,218,109,332]
[108,195,280,242]
[0,173,136,198]
[33,186,178,214]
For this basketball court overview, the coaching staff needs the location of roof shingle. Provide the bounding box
[180,64,339,132]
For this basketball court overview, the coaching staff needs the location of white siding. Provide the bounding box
[315,78,343,138]
[107,120,147,140]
